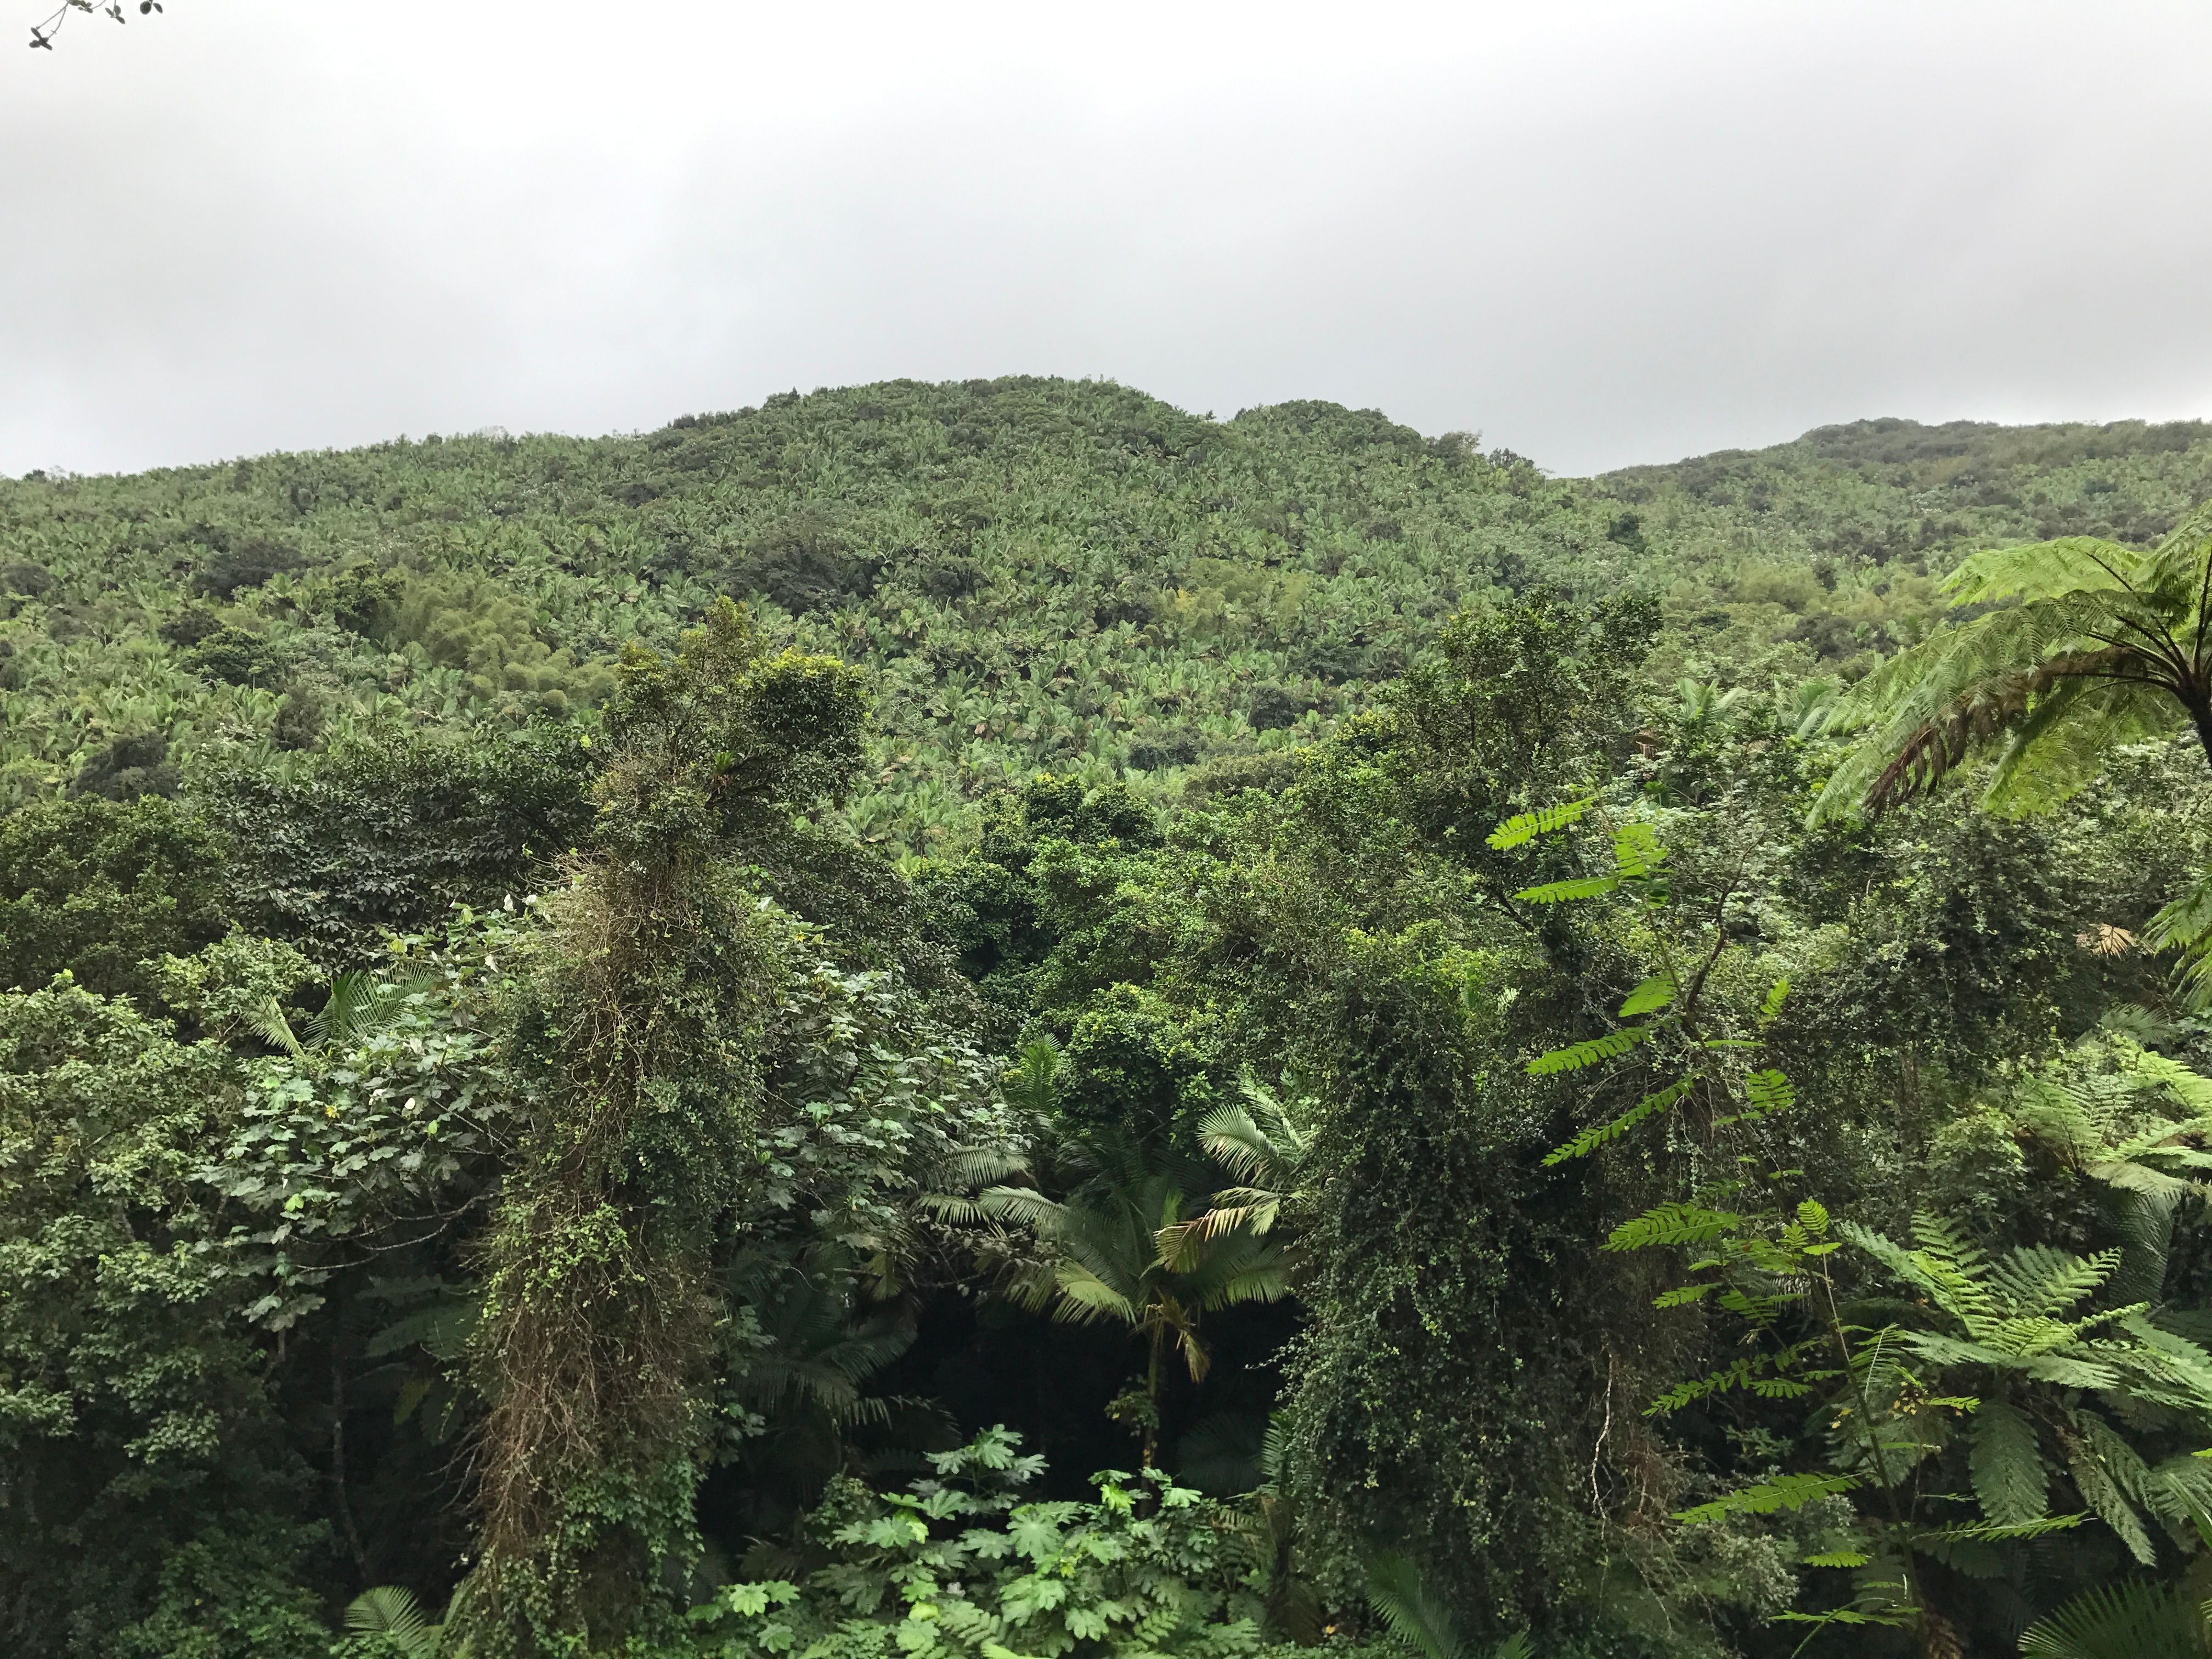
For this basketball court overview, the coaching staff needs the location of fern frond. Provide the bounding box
[1985,1245,2118,1319]
[1618,975,1676,1018]
[1672,1472,1857,1525]
[1742,1069,1794,1118]
[1544,1077,1691,1165]
[1604,1201,1741,1251]
[1525,1026,1649,1076]
[1511,874,1618,904]
[1967,1400,2049,1525]
[1811,582,2189,821]
[1943,537,2146,607]
[1486,797,1593,850]
[2061,1419,2159,1566]
[1611,821,1666,878]
[1924,1513,2085,1542]
[1757,977,1790,1025]
[1985,676,2182,817]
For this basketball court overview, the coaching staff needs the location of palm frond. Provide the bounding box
[242,995,304,1058]
[1364,1553,1462,1659]
[2018,1579,2208,1659]
[1004,1035,1061,1116]
[1048,1261,1139,1326]
[345,1586,439,1659]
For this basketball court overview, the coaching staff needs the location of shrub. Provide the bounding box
[191,539,305,601]
[185,625,285,687]
[1,560,54,597]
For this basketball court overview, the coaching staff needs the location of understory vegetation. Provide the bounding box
[12,380,2212,1658]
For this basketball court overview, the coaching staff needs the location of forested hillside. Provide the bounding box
[12,381,2212,1659]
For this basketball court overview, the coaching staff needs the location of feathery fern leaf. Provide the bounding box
[1604,1201,1741,1250]
[1544,1077,1691,1165]
[1967,1400,2049,1526]
[2019,1579,2210,1659]
[1617,975,1676,1018]
[1525,1026,1649,1076]
[1511,874,1618,904]
[1486,797,1593,849]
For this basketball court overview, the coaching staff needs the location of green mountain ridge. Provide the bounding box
[15,377,2212,1658]
[4,377,2208,850]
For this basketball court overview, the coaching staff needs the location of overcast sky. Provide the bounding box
[5,1,2209,480]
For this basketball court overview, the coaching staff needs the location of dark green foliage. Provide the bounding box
[0,792,228,999]
[0,984,318,1659]
[729,510,877,613]
[193,537,306,600]
[186,623,287,687]
[208,728,595,965]
[1055,985,1230,1146]
[71,730,181,799]
[2,558,55,596]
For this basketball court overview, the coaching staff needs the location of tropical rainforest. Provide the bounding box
[10,376,2212,1659]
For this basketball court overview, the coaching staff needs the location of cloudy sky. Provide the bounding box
[4,1,2208,479]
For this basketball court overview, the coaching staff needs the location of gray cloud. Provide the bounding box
[3,0,2207,478]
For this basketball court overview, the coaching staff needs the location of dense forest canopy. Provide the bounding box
[10,379,2212,1659]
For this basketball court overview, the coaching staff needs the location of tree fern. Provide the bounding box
[1812,505,2212,820]
[1967,1401,2048,1525]
[1984,1245,2120,1322]
[2019,1581,2211,1659]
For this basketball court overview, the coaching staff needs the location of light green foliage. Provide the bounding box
[1500,796,1798,1165]
[686,1427,1272,1659]
[1612,1185,2212,1646]
[18,388,2183,848]
[377,569,616,717]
